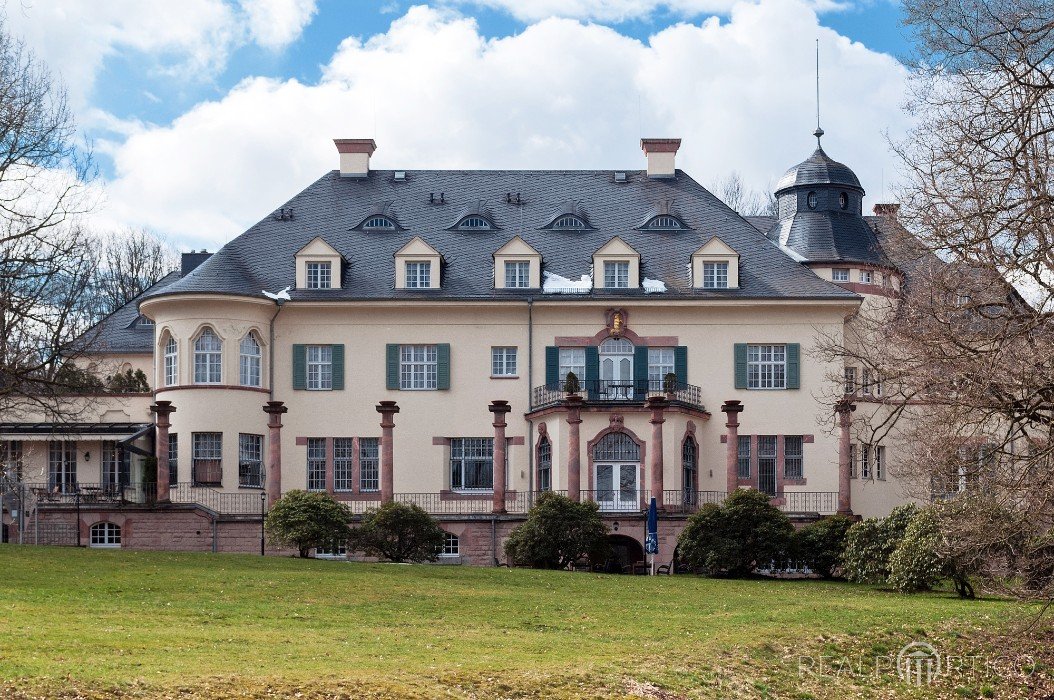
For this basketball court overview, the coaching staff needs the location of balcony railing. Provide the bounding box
[531,379,705,411]
[779,491,839,514]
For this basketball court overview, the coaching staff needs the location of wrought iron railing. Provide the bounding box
[170,483,265,515]
[779,491,839,514]
[531,379,704,410]
[662,490,727,513]
[25,482,155,506]
[579,489,649,512]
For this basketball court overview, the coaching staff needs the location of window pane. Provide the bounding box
[307,438,326,491]
[746,344,787,389]
[359,438,379,491]
[450,438,494,491]
[334,438,354,492]
[784,436,803,479]
[238,434,263,488]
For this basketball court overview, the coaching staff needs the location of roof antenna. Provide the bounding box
[814,38,824,147]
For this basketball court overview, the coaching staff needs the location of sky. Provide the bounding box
[2,0,913,252]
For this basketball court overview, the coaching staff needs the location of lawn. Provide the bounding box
[0,547,1049,699]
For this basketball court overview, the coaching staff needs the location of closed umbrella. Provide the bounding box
[645,497,658,575]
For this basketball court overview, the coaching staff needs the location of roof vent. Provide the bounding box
[429,192,445,205]
[393,171,406,181]
[505,192,523,205]
[614,171,628,183]
[272,207,294,221]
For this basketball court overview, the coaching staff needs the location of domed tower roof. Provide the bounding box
[775,146,862,194]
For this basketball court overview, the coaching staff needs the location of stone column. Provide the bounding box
[150,401,176,503]
[489,400,511,513]
[646,396,669,510]
[376,401,400,504]
[721,400,744,495]
[564,394,584,502]
[263,401,288,507]
[836,399,856,515]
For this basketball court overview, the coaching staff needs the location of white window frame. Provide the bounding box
[860,443,872,479]
[359,438,380,492]
[164,337,178,387]
[334,438,354,492]
[558,347,585,386]
[491,347,517,377]
[399,345,438,390]
[702,262,729,289]
[844,367,857,394]
[363,216,395,230]
[193,329,222,384]
[239,334,262,387]
[306,261,332,290]
[440,532,460,557]
[648,215,681,229]
[860,270,874,284]
[307,438,326,491]
[450,437,494,492]
[832,268,850,282]
[504,260,530,288]
[648,347,675,390]
[89,522,121,548]
[306,345,333,391]
[875,445,885,480]
[192,432,223,486]
[552,215,586,229]
[747,344,787,390]
[405,261,431,289]
[459,216,491,230]
[603,261,630,288]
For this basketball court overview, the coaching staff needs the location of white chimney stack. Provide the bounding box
[333,138,377,178]
[640,138,681,179]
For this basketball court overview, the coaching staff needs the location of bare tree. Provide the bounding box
[714,171,778,217]
[0,17,102,420]
[816,0,1054,598]
[92,228,177,318]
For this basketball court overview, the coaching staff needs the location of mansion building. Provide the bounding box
[0,135,913,565]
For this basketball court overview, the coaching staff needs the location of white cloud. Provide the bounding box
[91,1,909,250]
[443,0,849,22]
[0,0,316,107]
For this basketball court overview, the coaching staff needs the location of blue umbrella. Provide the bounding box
[645,497,658,574]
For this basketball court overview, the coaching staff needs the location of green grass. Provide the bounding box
[0,547,1049,699]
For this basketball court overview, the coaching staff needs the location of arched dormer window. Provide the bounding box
[644,215,685,230]
[193,328,222,384]
[239,333,262,388]
[362,216,396,230]
[552,214,588,230]
[456,215,493,230]
[163,336,178,387]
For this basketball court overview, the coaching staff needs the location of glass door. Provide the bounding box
[599,338,634,400]
[596,463,639,511]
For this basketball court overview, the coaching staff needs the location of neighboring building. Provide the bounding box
[0,134,916,565]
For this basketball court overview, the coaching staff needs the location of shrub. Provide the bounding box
[504,491,608,569]
[794,514,855,578]
[676,489,794,577]
[351,501,446,563]
[841,503,919,584]
[563,371,581,394]
[265,490,351,558]
[888,508,946,593]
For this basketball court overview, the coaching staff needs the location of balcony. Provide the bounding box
[531,379,705,411]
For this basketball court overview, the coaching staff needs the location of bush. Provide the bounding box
[888,508,946,593]
[841,503,918,583]
[265,490,351,558]
[676,489,793,577]
[794,514,855,578]
[351,501,446,563]
[563,371,581,394]
[504,491,608,569]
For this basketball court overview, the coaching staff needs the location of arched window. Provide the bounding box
[89,522,121,548]
[239,333,262,387]
[552,215,587,230]
[839,192,848,210]
[457,216,492,230]
[807,191,818,209]
[646,215,683,230]
[682,436,698,503]
[537,436,552,492]
[163,337,178,386]
[362,216,396,230]
[599,338,635,397]
[441,532,460,557]
[593,433,640,462]
[193,328,222,384]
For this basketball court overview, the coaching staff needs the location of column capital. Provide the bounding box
[645,395,669,424]
[720,399,744,415]
[489,400,512,427]
[263,400,287,428]
[150,400,176,422]
[376,400,400,428]
[835,399,856,425]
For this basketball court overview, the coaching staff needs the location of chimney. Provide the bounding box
[873,203,900,218]
[333,138,377,178]
[640,138,681,179]
[181,251,212,277]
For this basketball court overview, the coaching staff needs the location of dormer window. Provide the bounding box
[839,192,848,210]
[405,261,431,288]
[691,237,740,290]
[457,216,492,230]
[702,262,729,289]
[552,215,587,230]
[363,216,396,230]
[394,237,442,290]
[604,261,630,288]
[135,315,154,328]
[306,262,332,289]
[644,215,684,230]
[807,191,818,209]
[592,236,640,290]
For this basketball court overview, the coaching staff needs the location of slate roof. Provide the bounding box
[143,169,859,304]
[775,147,863,193]
[84,271,181,355]
[748,215,895,268]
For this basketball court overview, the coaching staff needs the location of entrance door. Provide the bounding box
[596,463,639,511]
[599,338,634,400]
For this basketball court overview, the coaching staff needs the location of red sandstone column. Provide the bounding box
[263,401,288,507]
[489,400,511,513]
[721,400,744,495]
[564,394,584,502]
[836,399,856,514]
[150,401,176,503]
[376,401,400,504]
[646,396,669,510]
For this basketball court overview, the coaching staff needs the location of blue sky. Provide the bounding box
[5,0,913,249]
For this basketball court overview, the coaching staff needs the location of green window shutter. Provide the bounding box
[545,346,560,388]
[331,344,345,390]
[436,343,451,390]
[734,343,748,390]
[674,345,688,384]
[386,344,400,390]
[584,346,599,384]
[292,344,306,390]
[633,346,649,391]
[786,343,800,389]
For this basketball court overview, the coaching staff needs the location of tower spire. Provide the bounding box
[814,38,824,146]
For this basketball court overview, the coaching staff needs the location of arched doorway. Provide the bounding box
[606,534,645,573]
[599,337,635,399]
[593,432,641,512]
